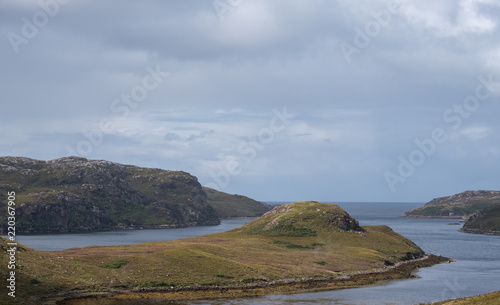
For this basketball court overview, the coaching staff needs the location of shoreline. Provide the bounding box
[5,222,223,236]
[44,254,450,305]
[459,228,500,236]
[400,215,464,220]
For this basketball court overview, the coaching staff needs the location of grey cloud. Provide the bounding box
[1,0,499,201]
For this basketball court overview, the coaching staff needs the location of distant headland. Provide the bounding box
[402,190,500,235]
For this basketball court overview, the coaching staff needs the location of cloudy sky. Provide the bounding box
[1,0,499,202]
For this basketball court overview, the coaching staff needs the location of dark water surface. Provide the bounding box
[7,202,500,304]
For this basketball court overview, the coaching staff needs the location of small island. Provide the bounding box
[0,201,449,304]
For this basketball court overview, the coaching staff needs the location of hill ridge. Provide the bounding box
[402,190,500,219]
[0,156,219,233]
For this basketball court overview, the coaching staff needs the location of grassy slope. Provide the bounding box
[1,201,428,304]
[425,291,500,305]
[203,187,271,218]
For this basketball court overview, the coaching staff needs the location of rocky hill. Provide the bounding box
[0,156,219,233]
[234,201,364,236]
[460,205,500,235]
[202,187,271,218]
[402,190,500,219]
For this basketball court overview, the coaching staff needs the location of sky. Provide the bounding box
[1,0,499,203]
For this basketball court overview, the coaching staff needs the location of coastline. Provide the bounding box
[45,254,450,305]
[400,215,464,220]
[459,228,500,236]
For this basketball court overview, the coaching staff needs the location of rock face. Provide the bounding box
[460,205,500,235]
[402,190,500,219]
[0,156,219,234]
[202,187,271,218]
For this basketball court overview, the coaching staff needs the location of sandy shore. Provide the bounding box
[43,254,450,305]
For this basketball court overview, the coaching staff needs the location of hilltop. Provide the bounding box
[402,190,500,219]
[0,201,448,304]
[203,186,271,218]
[232,201,363,236]
[0,156,219,233]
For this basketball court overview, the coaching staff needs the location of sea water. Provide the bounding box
[6,202,500,304]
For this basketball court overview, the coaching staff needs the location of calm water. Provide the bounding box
[6,202,500,304]
[10,219,252,251]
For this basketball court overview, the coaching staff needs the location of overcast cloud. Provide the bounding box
[1,0,499,202]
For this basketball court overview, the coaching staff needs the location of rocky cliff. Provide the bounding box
[402,190,500,219]
[460,205,500,235]
[0,156,219,233]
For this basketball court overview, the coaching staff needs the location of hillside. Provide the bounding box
[460,205,500,235]
[0,201,447,304]
[203,187,271,218]
[0,156,219,233]
[402,190,500,219]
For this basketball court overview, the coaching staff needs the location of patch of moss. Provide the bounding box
[265,224,317,237]
[138,281,175,288]
[273,240,312,249]
[98,259,128,269]
[311,242,325,247]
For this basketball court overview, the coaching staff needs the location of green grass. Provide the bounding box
[264,224,317,237]
[98,259,128,269]
[138,281,177,288]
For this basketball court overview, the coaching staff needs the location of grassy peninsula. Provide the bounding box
[0,201,448,304]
